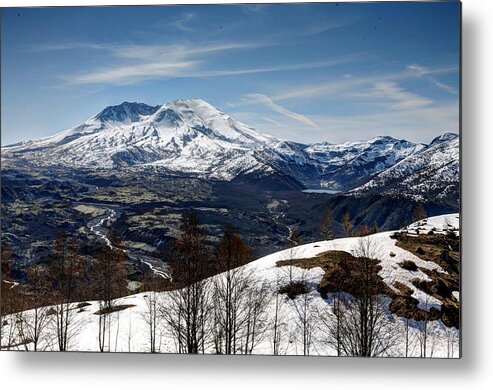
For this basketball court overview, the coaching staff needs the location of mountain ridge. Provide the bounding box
[3,99,459,200]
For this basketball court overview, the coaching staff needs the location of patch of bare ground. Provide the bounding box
[276,236,460,329]
[276,250,392,299]
[399,260,418,271]
[94,304,136,316]
[389,281,441,323]
[390,232,460,328]
[278,282,309,299]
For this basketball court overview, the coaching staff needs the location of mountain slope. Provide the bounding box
[305,136,424,189]
[352,133,460,204]
[2,99,459,197]
[4,99,284,180]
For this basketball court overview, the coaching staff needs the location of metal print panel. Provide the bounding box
[0,1,461,357]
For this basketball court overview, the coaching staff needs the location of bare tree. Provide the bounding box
[342,211,352,237]
[207,225,271,355]
[404,317,411,357]
[241,281,270,354]
[294,272,314,356]
[318,291,344,356]
[141,273,165,353]
[1,290,23,350]
[446,327,457,358]
[162,211,212,354]
[417,294,432,358]
[321,237,399,356]
[1,242,21,350]
[212,225,258,354]
[320,206,335,240]
[91,235,128,352]
[16,265,51,351]
[271,270,287,355]
[48,232,86,351]
[93,231,128,310]
[412,202,427,223]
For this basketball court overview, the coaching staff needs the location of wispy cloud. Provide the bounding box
[407,63,458,95]
[245,93,319,128]
[308,102,459,143]
[270,64,458,102]
[37,39,366,86]
[41,41,268,85]
[234,101,458,144]
[232,64,458,143]
[169,12,197,32]
[31,41,265,58]
[368,81,434,110]
[70,60,200,85]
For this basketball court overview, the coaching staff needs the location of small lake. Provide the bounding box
[302,189,340,194]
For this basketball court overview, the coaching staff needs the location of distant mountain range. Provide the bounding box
[3,99,459,203]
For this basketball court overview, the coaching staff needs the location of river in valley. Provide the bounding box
[87,206,171,280]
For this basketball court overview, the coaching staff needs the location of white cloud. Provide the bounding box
[235,101,458,144]
[70,60,201,85]
[243,93,319,129]
[370,81,434,110]
[407,63,458,95]
[50,41,365,85]
[169,12,197,32]
[271,64,458,102]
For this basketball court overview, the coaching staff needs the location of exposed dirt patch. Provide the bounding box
[391,232,459,272]
[94,304,136,316]
[276,234,460,329]
[399,260,418,271]
[279,281,309,299]
[391,232,460,328]
[276,250,392,299]
[393,281,413,296]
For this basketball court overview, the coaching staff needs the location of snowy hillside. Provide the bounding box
[2,99,458,194]
[1,214,460,357]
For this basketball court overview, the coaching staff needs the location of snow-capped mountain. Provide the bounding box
[305,136,424,190]
[2,99,459,198]
[352,133,459,204]
[4,99,283,180]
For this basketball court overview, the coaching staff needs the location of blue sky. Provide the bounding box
[1,2,460,145]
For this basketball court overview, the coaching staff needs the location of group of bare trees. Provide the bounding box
[0,211,272,354]
[162,212,212,353]
[158,213,271,354]
[2,203,456,356]
[320,207,379,239]
[1,228,129,351]
[91,230,129,352]
[317,237,400,357]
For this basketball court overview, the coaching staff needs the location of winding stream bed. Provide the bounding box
[87,207,170,279]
